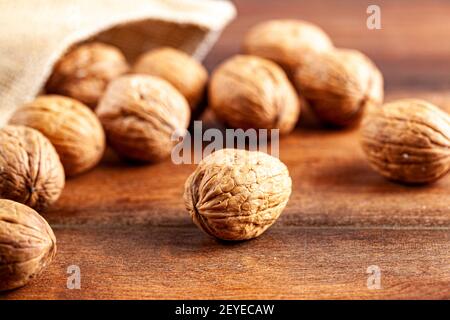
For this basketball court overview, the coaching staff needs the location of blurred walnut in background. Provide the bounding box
[96,75,190,162]
[209,55,300,134]
[133,47,208,117]
[242,19,383,129]
[10,95,106,177]
[294,49,384,127]
[243,19,333,70]
[45,42,129,109]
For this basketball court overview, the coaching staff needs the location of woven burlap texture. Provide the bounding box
[0,0,236,126]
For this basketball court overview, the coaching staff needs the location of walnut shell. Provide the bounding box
[132,47,208,115]
[0,126,65,211]
[209,55,300,134]
[243,19,333,70]
[184,149,292,241]
[10,95,106,177]
[45,42,129,108]
[0,199,56,291]
[96,75,190,162]
[294,49,384,127]
[361,99,450,184]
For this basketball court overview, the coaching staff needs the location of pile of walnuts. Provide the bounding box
[1,18,450,292]
[0,42,208,291]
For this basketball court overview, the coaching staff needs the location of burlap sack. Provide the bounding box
[0,0,236,126]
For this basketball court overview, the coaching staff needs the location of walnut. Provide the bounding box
[294,49,384,127]
[243,19,333,70]
[132,47,208,116]
[96,75,190,162]
[0,199,57,291]
[184,149,292,241]
[361,99,450,184]
[45,42,129,108]
[10,95,106,177]
[209,55,300,134]
[0,126,65,211]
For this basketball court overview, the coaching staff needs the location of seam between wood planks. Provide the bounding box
[47,224,450,231]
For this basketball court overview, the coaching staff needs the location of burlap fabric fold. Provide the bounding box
[0,0,236,126]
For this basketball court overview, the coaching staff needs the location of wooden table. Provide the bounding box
[2,0,449,299]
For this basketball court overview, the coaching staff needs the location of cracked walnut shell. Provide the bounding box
[10,95,106,177]
[45,42,129,108]
[243,19,333,70]
[96,75,190,162]
[0,126,65,211]
[0,199,57,291]
[209,55,300,134]
[294,49,384,127]
[361,99,450,184]
[184,149,292,241]
[132,47,208,115]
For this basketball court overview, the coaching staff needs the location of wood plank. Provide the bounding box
[2,0,450,300]
[1,226,448,299]
[43,136,450,228]
[40,90,450,229]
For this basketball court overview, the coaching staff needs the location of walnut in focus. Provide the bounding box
[361,99,450,184]
[243,19,333,70]
[294,49,384,127]
[184,149,292,241]
[45,42,129,108]
[96,75,190,162]
[0,126,64,211]
[209,55,300,134]
[0,199,57,291]
[132,47,208,116]
[10,95,106,177]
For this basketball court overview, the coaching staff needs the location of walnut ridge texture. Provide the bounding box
[96,74,191,162]
[361,99,450,184]
[10,95,106,177]
[133,47,208,115]
[0,199,57,291]
[45,42,129,109]
[209,55,300,134]
[0,126,65,211]
[184,149,292,241]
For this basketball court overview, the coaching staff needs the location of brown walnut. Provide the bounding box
[10,95,106,177]
[361,99,450,184]
[96,74,190,162]
[132,47,208,116]
[209,55,300,134]
[45,42,129,108]
[184,149,292,241]
[294,48,384,127]
[0,126,65,211]
[243,19,333,70]
[0,199,57,291]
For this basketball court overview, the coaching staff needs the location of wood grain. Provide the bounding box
[1,227,449,300]
[40,117,449,229]
[1,0,450,300]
